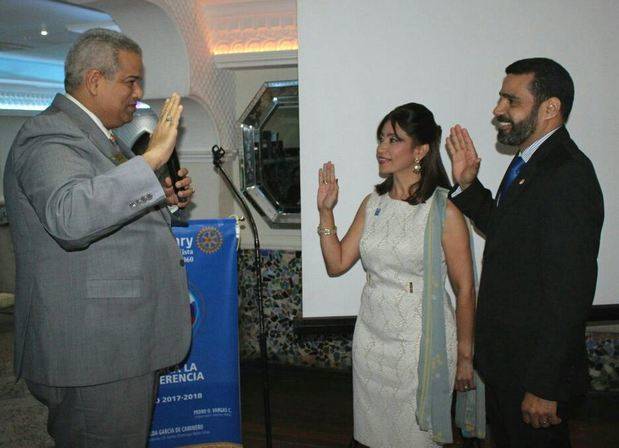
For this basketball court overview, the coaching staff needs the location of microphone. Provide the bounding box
[212,144,225,167]
[166,147,188,227]
[167,147,186,203]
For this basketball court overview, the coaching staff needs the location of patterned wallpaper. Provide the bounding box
[148,0,238,152]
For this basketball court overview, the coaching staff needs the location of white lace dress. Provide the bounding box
[353,191,457,447]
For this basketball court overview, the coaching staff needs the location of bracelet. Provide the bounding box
[317,225,337,236]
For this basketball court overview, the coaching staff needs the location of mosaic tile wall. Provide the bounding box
[587,331,619,392]
[237,248,619,387]
[237,249,352,369]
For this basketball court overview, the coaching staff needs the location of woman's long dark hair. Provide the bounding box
[375,102,451,205]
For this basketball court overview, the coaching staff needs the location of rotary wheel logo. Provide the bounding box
[196,226,223,254]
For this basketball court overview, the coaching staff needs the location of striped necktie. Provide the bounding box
[109,133,128,165]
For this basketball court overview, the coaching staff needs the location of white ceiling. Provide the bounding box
[0,0,115,62]
[0,0,297,97]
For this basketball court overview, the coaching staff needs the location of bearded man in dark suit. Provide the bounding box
[446,58,604,447]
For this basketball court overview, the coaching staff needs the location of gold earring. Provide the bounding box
[412,157,422,174]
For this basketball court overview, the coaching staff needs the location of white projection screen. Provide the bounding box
[298,0,619,318]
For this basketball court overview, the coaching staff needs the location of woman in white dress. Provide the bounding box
[317,103,477,447]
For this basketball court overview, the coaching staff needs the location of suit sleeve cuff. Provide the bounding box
[449,178,485,203]
[120,156,166,210]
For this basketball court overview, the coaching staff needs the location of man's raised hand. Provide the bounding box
[446,125,481,190]
[143,93,183,170]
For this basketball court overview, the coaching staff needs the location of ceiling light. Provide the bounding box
[40,26,48,36]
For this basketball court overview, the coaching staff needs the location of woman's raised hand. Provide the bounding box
[317,161,339,211]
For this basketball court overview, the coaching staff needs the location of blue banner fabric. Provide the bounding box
[148,219,242,447]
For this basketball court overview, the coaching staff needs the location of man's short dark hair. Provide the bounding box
[506,58,574,122]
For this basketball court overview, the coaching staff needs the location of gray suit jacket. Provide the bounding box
[3,94,191,387]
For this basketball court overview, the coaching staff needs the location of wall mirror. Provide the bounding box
[239,80,299,228]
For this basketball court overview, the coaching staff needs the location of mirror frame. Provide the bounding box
[238,80,300,227]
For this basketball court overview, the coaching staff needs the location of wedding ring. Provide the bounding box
[165,115,172,122]
[322,179,328,184]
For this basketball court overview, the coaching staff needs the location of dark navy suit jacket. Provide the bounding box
[451,126,604,401]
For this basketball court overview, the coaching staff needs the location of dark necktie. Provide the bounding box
[497,156,525,205]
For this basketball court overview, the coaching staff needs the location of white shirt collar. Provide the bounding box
[519,127,560,163]
[64,93,114,140]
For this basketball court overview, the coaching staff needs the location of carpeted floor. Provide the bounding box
[0,310,53,448]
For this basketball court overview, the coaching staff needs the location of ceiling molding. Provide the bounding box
[213,49,297,69]
[202,0,297,60]
[202,0,296,17]
[65,20,120,34]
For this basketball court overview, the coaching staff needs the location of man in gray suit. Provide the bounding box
[3,29,194,447]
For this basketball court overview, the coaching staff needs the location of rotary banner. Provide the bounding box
[148,219,242,447]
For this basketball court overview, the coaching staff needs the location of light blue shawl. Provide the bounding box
[416,187,486,444]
